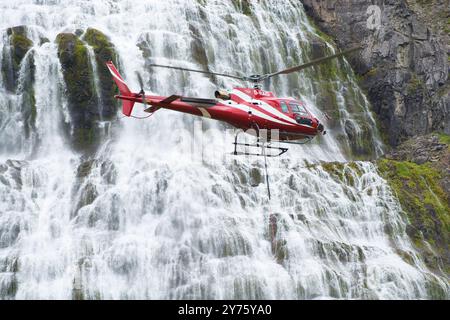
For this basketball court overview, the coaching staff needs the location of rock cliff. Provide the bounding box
[302,0,449,147]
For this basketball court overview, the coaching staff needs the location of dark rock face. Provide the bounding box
[0,159,28,190]
[385,133,449,165]
[56,30,118,153]
[71,158,118,218]
[302,0,449,146]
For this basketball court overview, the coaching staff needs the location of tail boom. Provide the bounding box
[106,61,135,116]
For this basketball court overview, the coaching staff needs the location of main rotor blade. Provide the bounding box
[148,63,245,81]
[135,71,145,91]
[265,46,363,79]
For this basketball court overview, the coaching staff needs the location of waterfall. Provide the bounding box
[0,0,448,299]
[86,44,104,121]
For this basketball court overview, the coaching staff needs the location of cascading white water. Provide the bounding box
[0,0,448,299]
[86,44,104,120]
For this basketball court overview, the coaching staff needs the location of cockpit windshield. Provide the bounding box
[289,102,308,116]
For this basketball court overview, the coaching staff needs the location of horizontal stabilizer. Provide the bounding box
[144,95,181,113]
[144,105,159,113]
[160,95,181,104]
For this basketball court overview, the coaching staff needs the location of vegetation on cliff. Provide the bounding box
[315,133,449,277]
[377,134,449,275]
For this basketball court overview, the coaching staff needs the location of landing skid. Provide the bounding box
[231,131,313,157]
[231,130,314,200]
[279,136,314,145]
[232,141,288,157]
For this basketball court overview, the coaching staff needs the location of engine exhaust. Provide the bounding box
[214,90,231,100]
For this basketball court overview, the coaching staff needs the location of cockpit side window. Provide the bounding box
[280,101,289,113]
[289,102,308,116]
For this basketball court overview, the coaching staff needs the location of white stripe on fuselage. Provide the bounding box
[221,100,295,126]
[232,89,299,125]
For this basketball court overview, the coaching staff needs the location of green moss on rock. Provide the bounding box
[438,132,450,145]
[57,33,89,69]
[11,33,33,61]
[377,159,449,274]
[319,161,362,187]
[321,161,345,176]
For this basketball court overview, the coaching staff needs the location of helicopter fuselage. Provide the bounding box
[106,61,325,142]
[116,87,325,141]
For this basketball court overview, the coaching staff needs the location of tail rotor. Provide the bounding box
[135,71,147,108]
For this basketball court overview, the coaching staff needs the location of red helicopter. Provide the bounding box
[106,46,360,157]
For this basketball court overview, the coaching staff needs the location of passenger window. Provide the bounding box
[289,103,299,113]
[280,101,289,113]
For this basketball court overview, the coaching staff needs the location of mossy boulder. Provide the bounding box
[377,145,449,276]
[1,26,33,92]
[56,32,99,152]
[56,29,119,153]
[82,28,118,119]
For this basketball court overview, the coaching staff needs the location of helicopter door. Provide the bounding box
[251,101,268,128]
[280,101,290,114]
